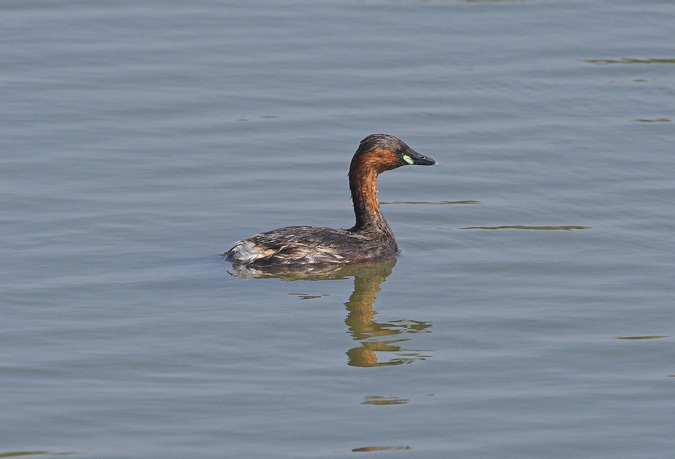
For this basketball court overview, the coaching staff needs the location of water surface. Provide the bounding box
[2,1,674,457]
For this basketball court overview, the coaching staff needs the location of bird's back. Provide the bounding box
[224,225,398,266]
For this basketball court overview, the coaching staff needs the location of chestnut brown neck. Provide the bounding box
[348,149,398,234]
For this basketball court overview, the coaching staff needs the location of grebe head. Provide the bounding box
[353,134,436,173]
[348,134,436,232]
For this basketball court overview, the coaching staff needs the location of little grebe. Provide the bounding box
[224,134,436,266]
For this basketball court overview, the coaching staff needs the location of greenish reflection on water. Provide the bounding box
[382,200,479,205]
[615,335,668,340]
[352,446,412,452]
[0,452,78,458]
[584,58,675,65]
[634,118,671,123]
[461,225,590,231]
[361,395,408,405]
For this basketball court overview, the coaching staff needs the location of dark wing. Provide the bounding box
[226,226,353,265]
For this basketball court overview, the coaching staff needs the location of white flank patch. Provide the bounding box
[227,240,262,264]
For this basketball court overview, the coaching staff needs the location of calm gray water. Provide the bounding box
[2,0,674,457]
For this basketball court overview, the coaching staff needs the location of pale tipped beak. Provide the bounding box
[404,149,436,166]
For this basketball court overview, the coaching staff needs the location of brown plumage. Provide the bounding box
[224,134,436,266]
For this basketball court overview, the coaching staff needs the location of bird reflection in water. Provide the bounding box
[227,258,431,367]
